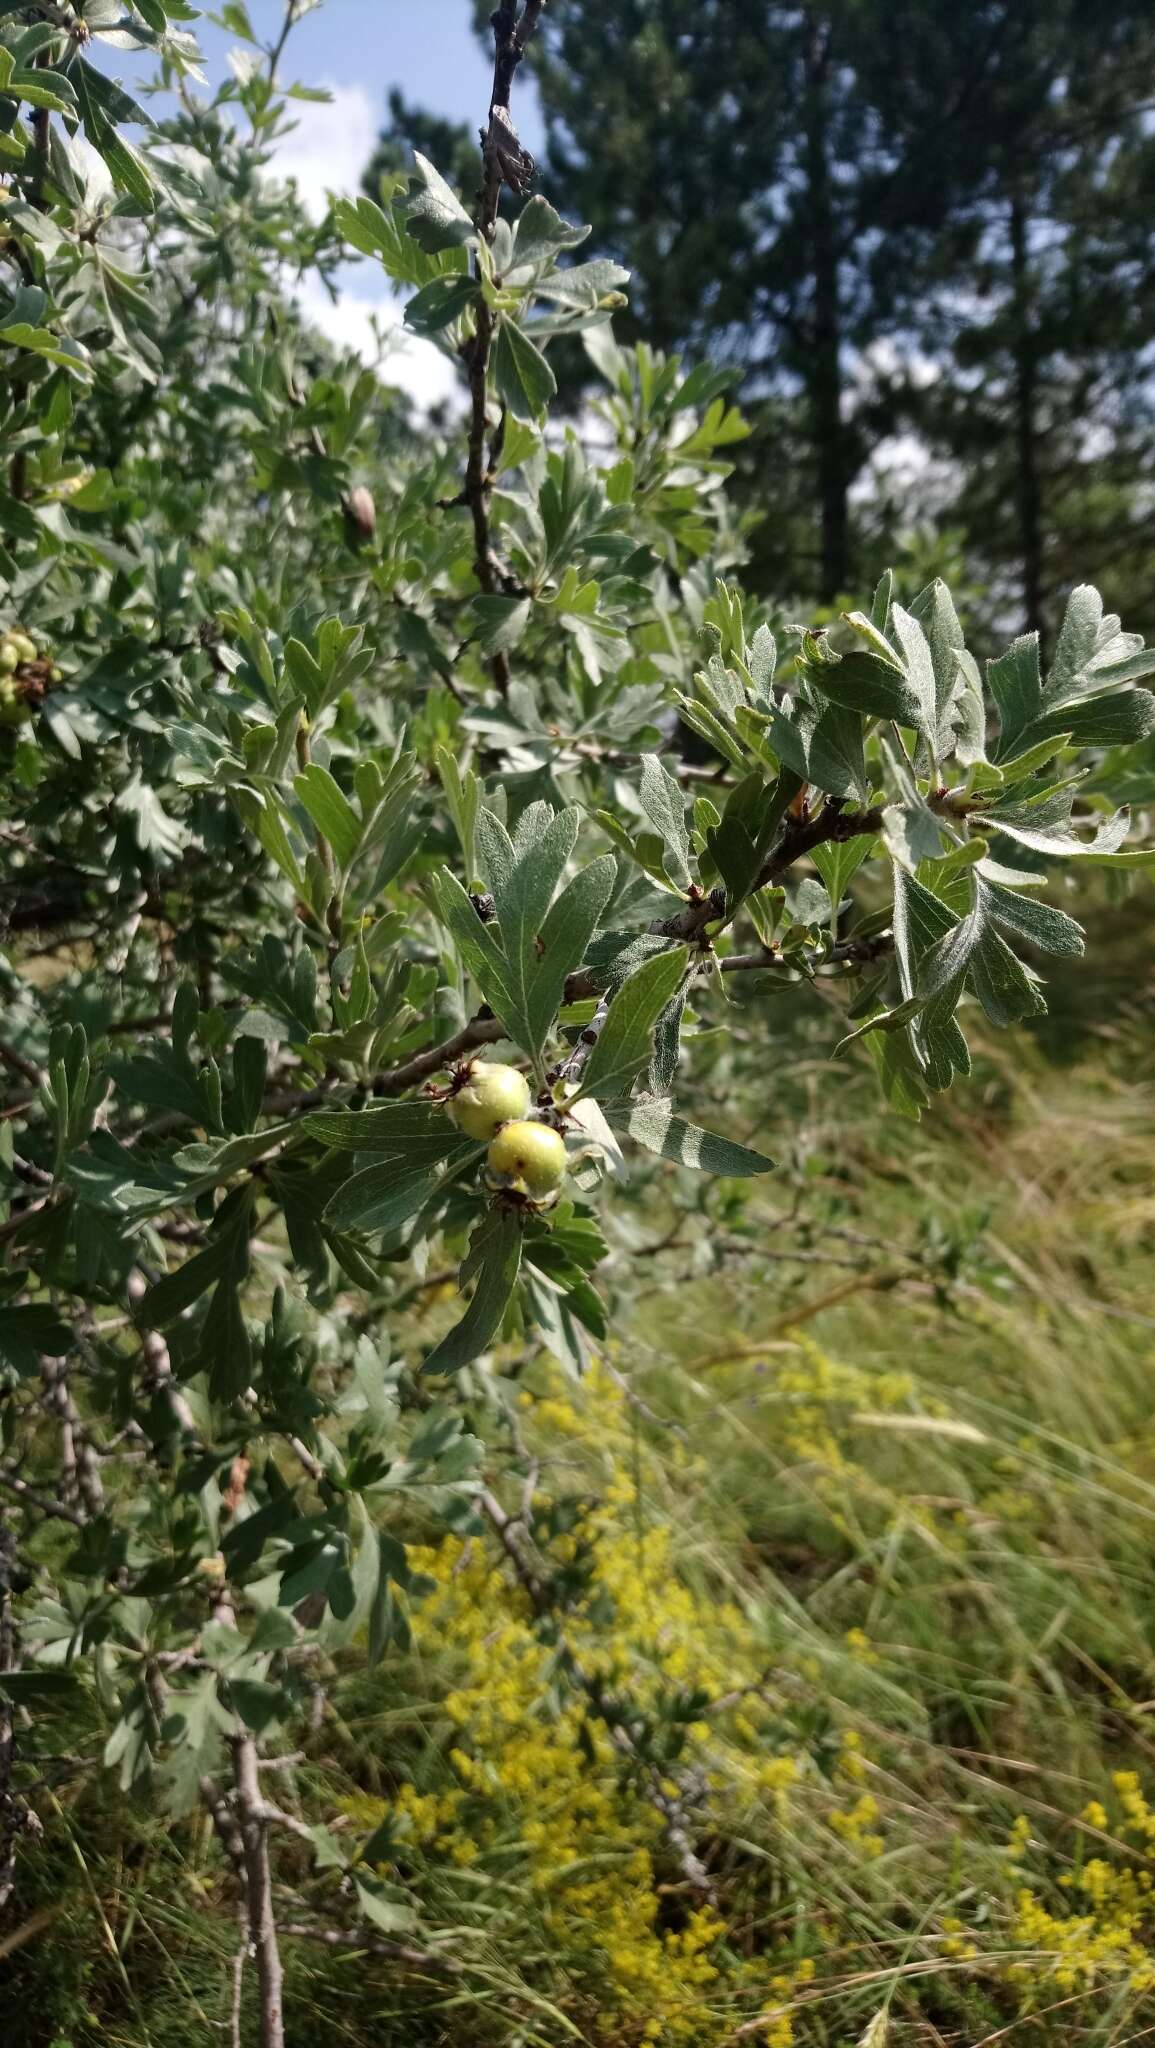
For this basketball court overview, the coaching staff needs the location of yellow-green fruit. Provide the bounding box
[0,642,17,674]
[9,634,36,664]
[448,1059,530,1141]
[486,1119,567,1200]
[0,693,32,727]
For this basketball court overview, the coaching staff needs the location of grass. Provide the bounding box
[6,893,1155,2046]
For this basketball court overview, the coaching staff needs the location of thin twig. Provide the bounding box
[719,932,893,977]
[128,1272,199,1437]
[230,1907,247,2048]
[0,1467,88,1529]
[265,0,300,86]
[40,1353,104,1519]
[377,1013,508,1094]
[203,1583,285,2048]
[279,1921,465,1976]
[756,799,885,893]
[479,1488,716,1896]
[684,1269,908,1368]
[461,2,547,696]
[0,1518,36,1913]
[231,1731,285,2048]
[0,1038,42,1089]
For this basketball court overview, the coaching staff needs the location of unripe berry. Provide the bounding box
[343,484,377,541]
[9,633,36,664]
[447,1059,530,1141]
[0,642,17,674]
[0,680,31,726]
[486,1119,567,1201]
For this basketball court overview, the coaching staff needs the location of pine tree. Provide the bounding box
[440,0,1155,629]
[869,0,1155,639]
[516,1,896,603]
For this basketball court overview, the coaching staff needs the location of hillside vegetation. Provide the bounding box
[3,5,1155,2046]
[8,906,1155,2048]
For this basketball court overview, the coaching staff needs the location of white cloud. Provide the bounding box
[269,82,380,225]
[265,79,461,412]
[293,269,461,412]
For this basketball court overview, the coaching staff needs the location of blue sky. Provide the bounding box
[254,1,545,149]
[123,1,543,144]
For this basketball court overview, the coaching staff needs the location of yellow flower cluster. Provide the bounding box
[348,1343,1155,2039]
[759,1958,816,2046]
[368,1362,817,2042]
[769,1342,915,1522]
[843,1626,879,1664]
[829,1792,884,1859]
[939,1914,978,1960]
[1005,1812,1032,1863]
[1012,1869,1155,1997]
[1112,1770,1155,1843]
[1007,1779,1155,2001]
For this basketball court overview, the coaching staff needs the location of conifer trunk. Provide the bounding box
[804,16,850,604]
[1010,191,1046,637]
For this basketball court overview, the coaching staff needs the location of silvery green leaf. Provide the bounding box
[535,257,629,308]
[509,193,590,270]
[1012,689,1155,755]
[638,754,693,891]
[804,649,923,729]
[607,1096,774,1176]
[870,569,894,633]
[566,1095,628,1179]
[951,648,988,765]
[768,694,869,801]
[293,763,361,868]
[881,798,946,874]
[987,798,1132,858]
[909,577,967,760]
[968,925,1047,1027]
[304,1103,459,1155]
[403,272,478,335]
[747,622,777,706]
[324,1152,475,1234]
[1046,582,1103,707]
[422,1209,522,1375]
[493,319,557,420]
[406,152,474,252]
[810,835,872,929]
[527,855,617,1060]
[986,883,1084,957]
[988,634,1043,760]
[576,946,688,1102]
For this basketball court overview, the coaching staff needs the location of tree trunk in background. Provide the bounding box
[804,17,850,604]
[0,1520,18,1911]
[1009,192,1046,637]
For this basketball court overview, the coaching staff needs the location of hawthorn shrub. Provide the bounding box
[1,4,1154,2045]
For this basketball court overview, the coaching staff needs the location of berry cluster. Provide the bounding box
[0,624,60,727]
[446,1060,568,1205]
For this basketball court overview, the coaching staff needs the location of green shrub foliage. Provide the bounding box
[1,3,1153,2035]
